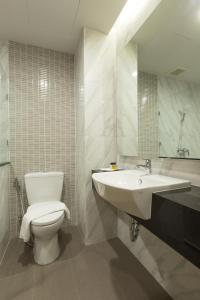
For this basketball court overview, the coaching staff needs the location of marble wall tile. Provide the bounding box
[84,28,118,244]
[84,186,117,245]
[75,28,117,245]
[135,72,200,159]
[158,76,200,158]
[75,32,86,237]
[74,0,163,246]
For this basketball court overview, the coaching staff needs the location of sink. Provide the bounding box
[92,170,190,219]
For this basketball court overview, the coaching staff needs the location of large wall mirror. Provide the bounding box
[117,0,200,160]
[117,41,138,157]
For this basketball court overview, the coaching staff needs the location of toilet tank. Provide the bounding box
[25,172,64,205]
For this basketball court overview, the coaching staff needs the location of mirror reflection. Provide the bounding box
[119,0,200,159]
[117,42,138,157]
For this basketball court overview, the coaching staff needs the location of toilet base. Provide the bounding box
[33,233,60,265]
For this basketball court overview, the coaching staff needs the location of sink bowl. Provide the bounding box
[92,170,190,219]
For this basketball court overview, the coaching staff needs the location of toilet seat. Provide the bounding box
[32,211,64,226]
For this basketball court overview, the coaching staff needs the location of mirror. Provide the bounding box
[117,41,138,157]
[118,0,200,159]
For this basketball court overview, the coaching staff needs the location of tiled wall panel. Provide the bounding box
[83,28,118,245]
[138,71,158,159]
[75,28,118,245]
[0,41,9,264]
[158,76,200,158]
[0,41,9,163]
[75,33,86,237]
[9,42,76,237]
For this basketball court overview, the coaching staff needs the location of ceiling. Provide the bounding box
[0,0,127,53]
[134,0,200,83]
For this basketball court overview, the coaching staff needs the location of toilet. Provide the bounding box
[24,172,65,265]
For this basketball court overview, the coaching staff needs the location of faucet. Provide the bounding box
[136,159,152,174]
[177,147,189,158]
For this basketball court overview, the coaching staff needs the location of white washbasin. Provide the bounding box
[92,170,190,219]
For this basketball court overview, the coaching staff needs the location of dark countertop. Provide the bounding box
[131,185,200,268]
[154,185,200,212]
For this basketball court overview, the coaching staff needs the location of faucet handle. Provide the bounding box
[144,159,152,174]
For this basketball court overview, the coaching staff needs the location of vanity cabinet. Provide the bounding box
[131,186,200,268]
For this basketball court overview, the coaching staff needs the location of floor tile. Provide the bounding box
[0,226,172,300]
[0,269,34,300]
[32,259,79,300]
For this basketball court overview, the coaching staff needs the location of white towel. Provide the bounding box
[20,201,70,242]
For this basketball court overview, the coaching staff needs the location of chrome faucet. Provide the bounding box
[136,159,152,174]
[177,147,189,158]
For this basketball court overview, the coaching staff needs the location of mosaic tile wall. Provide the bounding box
[0,41,9,263]
[0,41,9,163]
[138,71,159,159]
[9,41,76,237]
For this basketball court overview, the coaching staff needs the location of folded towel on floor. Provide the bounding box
[19,201,70,242]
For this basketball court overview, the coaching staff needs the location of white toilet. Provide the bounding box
[25,172,65,265]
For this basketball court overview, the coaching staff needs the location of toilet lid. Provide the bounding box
[32,211,64,226]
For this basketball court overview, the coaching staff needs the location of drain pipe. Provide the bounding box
[130,217,140,241]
